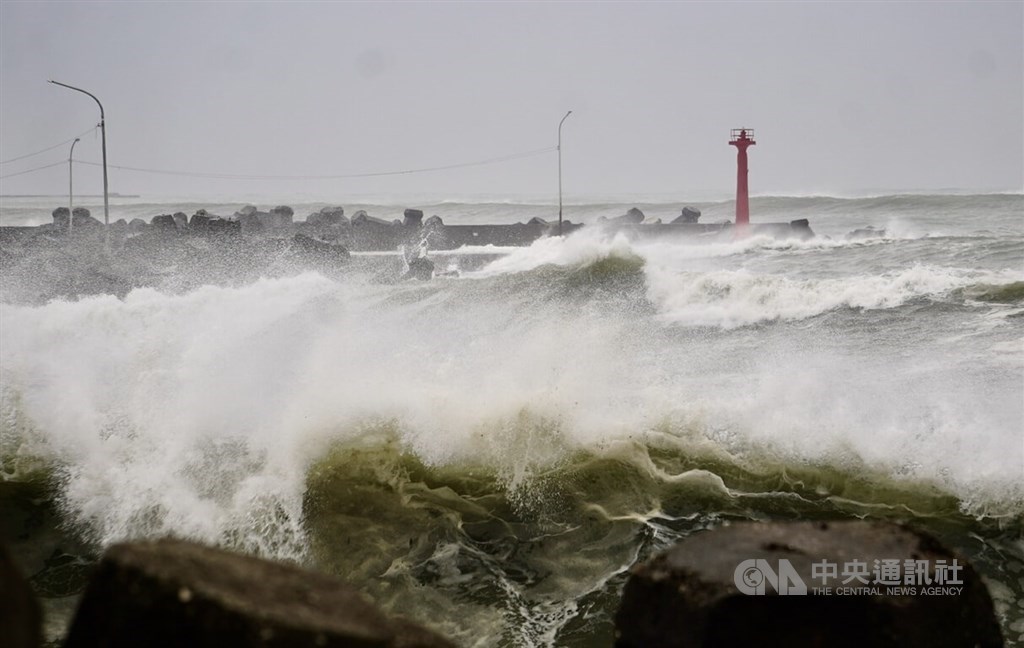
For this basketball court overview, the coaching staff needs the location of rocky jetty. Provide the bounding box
[0,207,352,303]
[24,202,813,254]
[0,202,816,302]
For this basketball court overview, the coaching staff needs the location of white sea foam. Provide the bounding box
[1,244,1021,558]
[645,264,988,328]
[469,227,1023,328]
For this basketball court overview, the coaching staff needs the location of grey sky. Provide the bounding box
[1,1,1021,200]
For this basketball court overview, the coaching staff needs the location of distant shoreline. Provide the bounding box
[0,194,140,198]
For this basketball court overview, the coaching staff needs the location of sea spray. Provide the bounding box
[2,245,1021,524]
[2,196,1022,645]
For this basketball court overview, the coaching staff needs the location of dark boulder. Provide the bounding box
[403,209,424,227]
[190,211,238,235]
[151,214,180,231]
[351,211,405,250]
[599,208,645,225]
[321,205,345,219]
[672,206,702,224]
[789,219,814,238]
[268,206,294,228]
[74,207,103,228]
[352,210,393,227]
[207,218,241,235]
[307,206,347,227]
[52,207,102,229]
[424,215,444,229]
[234,206,269,231]
[128,218,148,234]
[527,217,549,226]
[236,211,263,232]
[615,520,1003,648]
[245,208,290,229]
[0,543,41,648]
[287,233,350,267]
[620,207,645,224]
[190,211,213,230]
[172,212,188,229]
[63,538,455,648]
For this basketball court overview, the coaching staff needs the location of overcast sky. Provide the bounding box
[1,1,1021,201]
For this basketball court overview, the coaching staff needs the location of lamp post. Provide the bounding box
[49,80,108,228]
[68,137,80,233]
[558,110,572,236]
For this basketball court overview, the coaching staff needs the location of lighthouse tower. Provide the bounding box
[728,128,756,227]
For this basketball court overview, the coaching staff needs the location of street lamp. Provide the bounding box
[49,80,109,228]
[68,137,80,233]
[558,110,572,236]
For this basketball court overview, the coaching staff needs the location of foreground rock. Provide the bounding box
[615,520,1002,647]
[64,538,455,648]
[0,543,41,648]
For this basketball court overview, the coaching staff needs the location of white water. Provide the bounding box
[2,227,1022,561]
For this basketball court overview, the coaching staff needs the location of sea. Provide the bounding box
[1,192,1022,646]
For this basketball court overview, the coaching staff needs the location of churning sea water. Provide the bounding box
[1,193,1022,646]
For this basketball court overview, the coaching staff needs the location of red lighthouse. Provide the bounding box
[729,128,756,228]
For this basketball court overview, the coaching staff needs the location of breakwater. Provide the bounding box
[0,204,812,303]
[4,203,814,252]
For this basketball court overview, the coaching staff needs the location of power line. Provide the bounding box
[0,160,67,180]
[72,146,558,180]
[0,127,98,165]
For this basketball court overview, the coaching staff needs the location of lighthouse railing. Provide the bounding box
[729,128,755,142]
